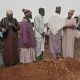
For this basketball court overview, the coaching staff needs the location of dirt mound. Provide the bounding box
[0,58,80,80]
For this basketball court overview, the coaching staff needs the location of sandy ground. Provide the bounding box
[0,38,80,80]
[0,43,80,80]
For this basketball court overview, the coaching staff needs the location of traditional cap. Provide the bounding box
[68,10,75,15]
[6,9,13,15]
[22,8,31,15]
[69,10,75,13]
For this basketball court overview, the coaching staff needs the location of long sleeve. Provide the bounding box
[0,20,3,31]
[0,18,8,32]
[48,17,55,34]
[73,18,76,26]
[48,17,54,29]
[0,19,3,28]
[0,18,6,29]
[22,23,29,45]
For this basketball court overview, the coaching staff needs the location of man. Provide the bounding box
[34,8,45,60]
[48,6,66,59]
[62,10,76,58]
[19,9,36,63]
[0,9,19,66]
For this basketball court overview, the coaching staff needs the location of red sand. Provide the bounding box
[0,58,80,80]
[0,42,80,80]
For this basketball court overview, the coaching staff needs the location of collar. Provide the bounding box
[39,14,44,19]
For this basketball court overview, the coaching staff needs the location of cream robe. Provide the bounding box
[62,18,76,58]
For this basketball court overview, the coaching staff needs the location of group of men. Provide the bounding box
[0,6,77,66]
[0,7,46,66]
[48,7,76,59]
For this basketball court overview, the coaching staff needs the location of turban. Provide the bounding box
[6,9,13,15]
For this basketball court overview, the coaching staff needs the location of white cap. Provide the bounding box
[6,9,13,15]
